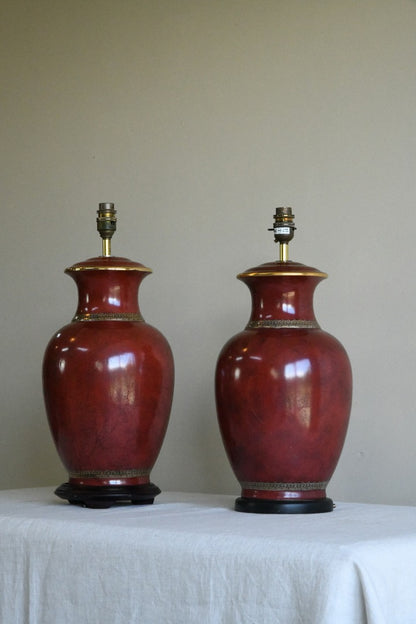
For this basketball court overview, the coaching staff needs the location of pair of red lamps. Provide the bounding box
[43,203,352,513]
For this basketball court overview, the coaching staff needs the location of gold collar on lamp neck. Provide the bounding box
[66,264,152,273]
[238,269,327,278]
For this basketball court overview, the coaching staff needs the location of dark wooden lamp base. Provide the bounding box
[235,496,334,514]
[55,482,161,509]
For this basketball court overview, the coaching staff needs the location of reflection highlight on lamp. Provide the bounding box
[108,353,135,371]
[284,358,311,380]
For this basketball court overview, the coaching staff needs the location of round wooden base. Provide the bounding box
[235,496,334,514]
[55,482,161,509]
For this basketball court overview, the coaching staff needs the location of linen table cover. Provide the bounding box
[0,488,415,623]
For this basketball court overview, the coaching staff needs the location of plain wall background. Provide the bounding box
[1,0,415,505]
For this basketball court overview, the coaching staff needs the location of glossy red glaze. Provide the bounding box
[215,261,352,504]
[43,255,174,488]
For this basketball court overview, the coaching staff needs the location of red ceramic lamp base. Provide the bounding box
[43,205,174,512]
[235,497,334,514]
[216,210,352,516]
[55,482,161,509]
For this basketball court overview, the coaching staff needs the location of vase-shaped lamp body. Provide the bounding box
[43,203,174,508]
[215,208,352,513]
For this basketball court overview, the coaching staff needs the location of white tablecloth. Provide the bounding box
[0,488,415,624]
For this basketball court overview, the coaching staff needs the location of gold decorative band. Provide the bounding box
[238,270,327,278]
[241,481,328,491]
[69,468,150,479]
[73,312,144,322]
[247,319,319,329]
[66,265,152,272]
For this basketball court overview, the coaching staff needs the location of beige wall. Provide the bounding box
[1,0,415,505]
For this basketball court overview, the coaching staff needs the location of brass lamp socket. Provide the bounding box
[268,207,296,262]
[97,202,117,257]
